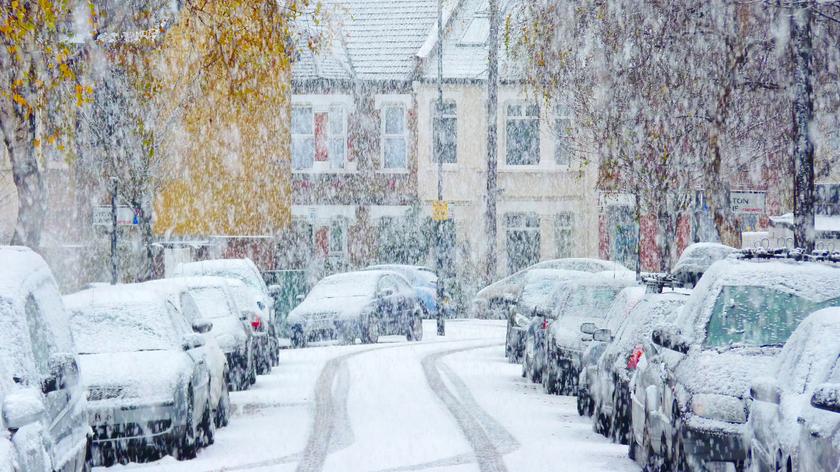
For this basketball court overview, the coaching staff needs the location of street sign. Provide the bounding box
[730,191,766,215]
[93,206,140,226]
[432,200,449,221]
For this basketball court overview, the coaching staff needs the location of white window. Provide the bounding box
[292,105,348,171]
[554,107,572,166]
[433,100,457,164]
[382,105,407,170]
[506,103,540,165]
[292,106,314,170]
[554,212,575,258]
[329,218,347,255]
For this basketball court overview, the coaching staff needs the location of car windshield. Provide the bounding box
[70,303,178,354]
[704,286,840,349]
[415,270,438,287]
[521,277,562,310]
[191,287,233,320]
[557,286,623,319]
[307,274,377,299]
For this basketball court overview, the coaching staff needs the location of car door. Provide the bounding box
[376,277,399,334]
[393,276,415,324]
[167,299,210,416]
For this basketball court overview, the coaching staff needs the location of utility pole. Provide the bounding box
[790,3,815,252]
[435,0,446,336]
[110,177,118,285]
[484,0,499,282]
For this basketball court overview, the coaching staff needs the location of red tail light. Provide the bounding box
[251,316,262,330]
[541,319,549,330]
[627,345,644,370]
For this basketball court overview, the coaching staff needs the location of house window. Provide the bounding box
[329,218,347,255]
[554,108,572,166]
[382,105,407,170]
[433,100,457,164]
[292,105,347,171]
[505,212,540,274]
[554,212,574,258]
[506,103,540,165]
[292,106,314,170]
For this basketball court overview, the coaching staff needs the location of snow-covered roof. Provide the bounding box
[419,0,524,82]
[672,242,737,276]
[294,0,446,82]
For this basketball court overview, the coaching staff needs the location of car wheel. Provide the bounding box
[362,315,380,344]
[543,364,558,394]
[215,377,231,428]
[407,309,424,341]
[176,388,198,460]
[642,421,666,472]
[576,390,590,416]
[611,389,629,445]
[199,396,215,447]
[593,404,611,437]
[249,355,257,386]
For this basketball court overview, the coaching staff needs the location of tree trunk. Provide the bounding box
[484,0,499,283]
[790,4,815,252]
[6,113,45,249]
[706,135,741,248]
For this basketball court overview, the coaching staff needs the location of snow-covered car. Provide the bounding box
[746,308,840,472]
[631,255,840,471]
[505,269,590,363]
[670,242,736,289]
[542,284,644,396]
[148,277,257,391]
[288,270,424,347]
[226,283,273,375]
[471,258,633,319]
[365,264,453,318]
[0,247,91,472]
[580,291,687,444]
[64,286,214,466]
[171,259,279,371]
[142,277,242,421]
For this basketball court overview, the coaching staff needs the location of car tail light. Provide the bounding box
[627,345,644,370]
[251,316,262,330]
[541,319,549,330]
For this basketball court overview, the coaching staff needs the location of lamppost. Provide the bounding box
[435,0,446,336]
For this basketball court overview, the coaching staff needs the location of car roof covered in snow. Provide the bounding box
[671,242,737,276]
[64,284,165,311]
[677,258,840,340]
[172,259,267,292]
[0,246,55,303]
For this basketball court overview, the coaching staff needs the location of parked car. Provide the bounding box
[288,270,424,347]
[670,242,736,289]
[521,274,636,385]
[0,246,91,472]
[365,264,453,319]
[143,277,245,420]
[171,259,279,371]
[747,308,840,472]
[505,269,589,363]
[471,258,633,319]
[630,255,840,471]
[144,276,257,390]
[580,291,688,444]
[64,286,214,466]
[226,283,273,375]
[542,284,644,395]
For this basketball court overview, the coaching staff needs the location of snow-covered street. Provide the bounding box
[102,320,637,472]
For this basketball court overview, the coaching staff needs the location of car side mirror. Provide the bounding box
[593,328,612,343]
[651,327,690,354]
[380,288,395,298]
[182,334,205,351]
[750,377,781,405]
[192,320,213,334]
[295,294,305,303]
[268,284,282,297]
[502,293,518,305]
[43,353,79,394]
[2,390,46,431]
[580,322,597,335]
[810,383,840,413]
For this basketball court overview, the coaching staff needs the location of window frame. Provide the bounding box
[504,102,541,167]
[381,104,409,172]
[292,104,351,173]
[554,106,573,167]
[554,212,575,258]
[291,105,315,171]
[328,217,348,256]
[432,99,458,165]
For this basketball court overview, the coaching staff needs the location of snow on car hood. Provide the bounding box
[288,295,373,324]
[674,349,778,397]
[78,350,192,402]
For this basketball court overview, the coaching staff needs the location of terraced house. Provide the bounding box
[284,0,444,277]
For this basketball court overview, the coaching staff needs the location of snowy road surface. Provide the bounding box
[100,320,637,472]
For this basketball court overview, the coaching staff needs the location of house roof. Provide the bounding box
[419,0,524,82]
[293,0,447,82]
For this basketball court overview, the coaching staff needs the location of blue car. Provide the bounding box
[365,265,452,318]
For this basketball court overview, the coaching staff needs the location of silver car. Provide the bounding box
[65,286,213,466]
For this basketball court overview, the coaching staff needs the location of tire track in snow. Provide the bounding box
[421,343,517,472]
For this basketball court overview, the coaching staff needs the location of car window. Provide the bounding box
[379,277,399,294]
[190,287,236,320]
[704,286,840,349]
[24,295,53,378]
[557,286,623,319]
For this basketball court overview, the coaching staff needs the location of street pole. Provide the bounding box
[485,0,499,282]
[435,0,445,336]
[790,3,815,252]
[110,177,118,285]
